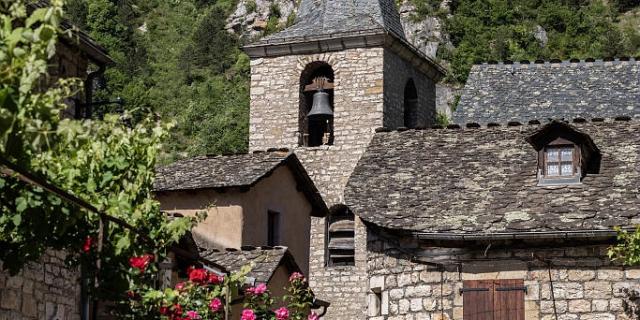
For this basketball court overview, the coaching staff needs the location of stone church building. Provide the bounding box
[243,0,640,319]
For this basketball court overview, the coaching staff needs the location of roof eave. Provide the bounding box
[243,30,446,81]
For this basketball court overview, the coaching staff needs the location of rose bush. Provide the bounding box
[123,262,318,320]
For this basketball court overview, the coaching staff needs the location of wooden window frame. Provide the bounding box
[537,137,582,185]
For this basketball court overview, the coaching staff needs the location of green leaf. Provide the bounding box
[115,235,131,254]
[12,214,21,226]
[15,197,27,212]
[25,8,48,28]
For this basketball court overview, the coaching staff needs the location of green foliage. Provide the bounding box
[435,112,449,126]
[410,0,640,83]
[67,0,250,160]
[609,227,640,266]
[0,0,193,299]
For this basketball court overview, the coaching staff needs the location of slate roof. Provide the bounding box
[155,151,289,191]
[344,120,640,238]
[154,151,329,216]
[252,0,405,46]
[200,246,298,283]
[452,59,640,125]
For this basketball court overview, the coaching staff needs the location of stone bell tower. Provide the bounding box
[244,1,445,318]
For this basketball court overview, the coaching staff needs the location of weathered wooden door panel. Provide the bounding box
[494,279,525,320]
[462,280,493,320]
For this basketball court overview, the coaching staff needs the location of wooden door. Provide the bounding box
[462,279,525,320]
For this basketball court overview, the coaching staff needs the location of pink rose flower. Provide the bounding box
[308,312,320,320]
[241,309,256,320]
[289,272,305,282]
[275,307,289,320]
[175,282,186,291]
[209,298,222,312]
[186,310,200,319]
[253,283,267,295]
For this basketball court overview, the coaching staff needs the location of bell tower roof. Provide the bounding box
[245,0,407,54]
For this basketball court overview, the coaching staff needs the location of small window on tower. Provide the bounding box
[326,206,355,267]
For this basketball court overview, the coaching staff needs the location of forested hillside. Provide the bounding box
[65,0,640,161]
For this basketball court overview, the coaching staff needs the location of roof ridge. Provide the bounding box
[373,116,639,133]
[476,57,639,69]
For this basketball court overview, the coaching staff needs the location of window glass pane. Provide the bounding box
[561,162,573,176]
[546,149,559,162]
[547,164,559,176]
[561,148,573,161]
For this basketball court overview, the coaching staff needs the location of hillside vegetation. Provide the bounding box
[66,0,640,160]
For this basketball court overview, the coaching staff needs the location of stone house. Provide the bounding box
[244,0,640,319]
[154,150,329,275]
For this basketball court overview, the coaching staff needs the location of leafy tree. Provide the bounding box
[0,0,193,299]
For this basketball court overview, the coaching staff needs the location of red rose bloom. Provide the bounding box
[207,273,223,284]
[159,306,169,315]
[129,254,154,272]
[82,236,93,253]
[188,268,207,283]
[172,304,183,316]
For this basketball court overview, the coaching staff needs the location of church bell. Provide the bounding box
[307,90,333,119]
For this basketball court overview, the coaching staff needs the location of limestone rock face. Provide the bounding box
[225,0,298,40]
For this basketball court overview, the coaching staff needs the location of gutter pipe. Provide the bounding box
[409,228,634,241]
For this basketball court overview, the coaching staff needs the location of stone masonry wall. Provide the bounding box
[366,233,640,320]
[0,250,81,320]
[383,48,437,129]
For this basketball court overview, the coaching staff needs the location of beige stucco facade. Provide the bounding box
[158,165,313,274]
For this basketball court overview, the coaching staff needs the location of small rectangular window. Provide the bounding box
[267,210,280,246]
[545,146,574,177]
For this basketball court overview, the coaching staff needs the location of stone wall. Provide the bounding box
[366,232,640,320]
[383,48,437,129]
[0,251,81,320]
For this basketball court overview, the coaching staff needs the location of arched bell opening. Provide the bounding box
[325,204,355,267]
[403,79,418,129]
[299,62,335,147]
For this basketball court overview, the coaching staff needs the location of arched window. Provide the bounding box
[299,62,335,147]
[326,205,355,267]
[403,79,418,129]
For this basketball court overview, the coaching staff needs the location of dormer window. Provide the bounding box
[527,121,601,186]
